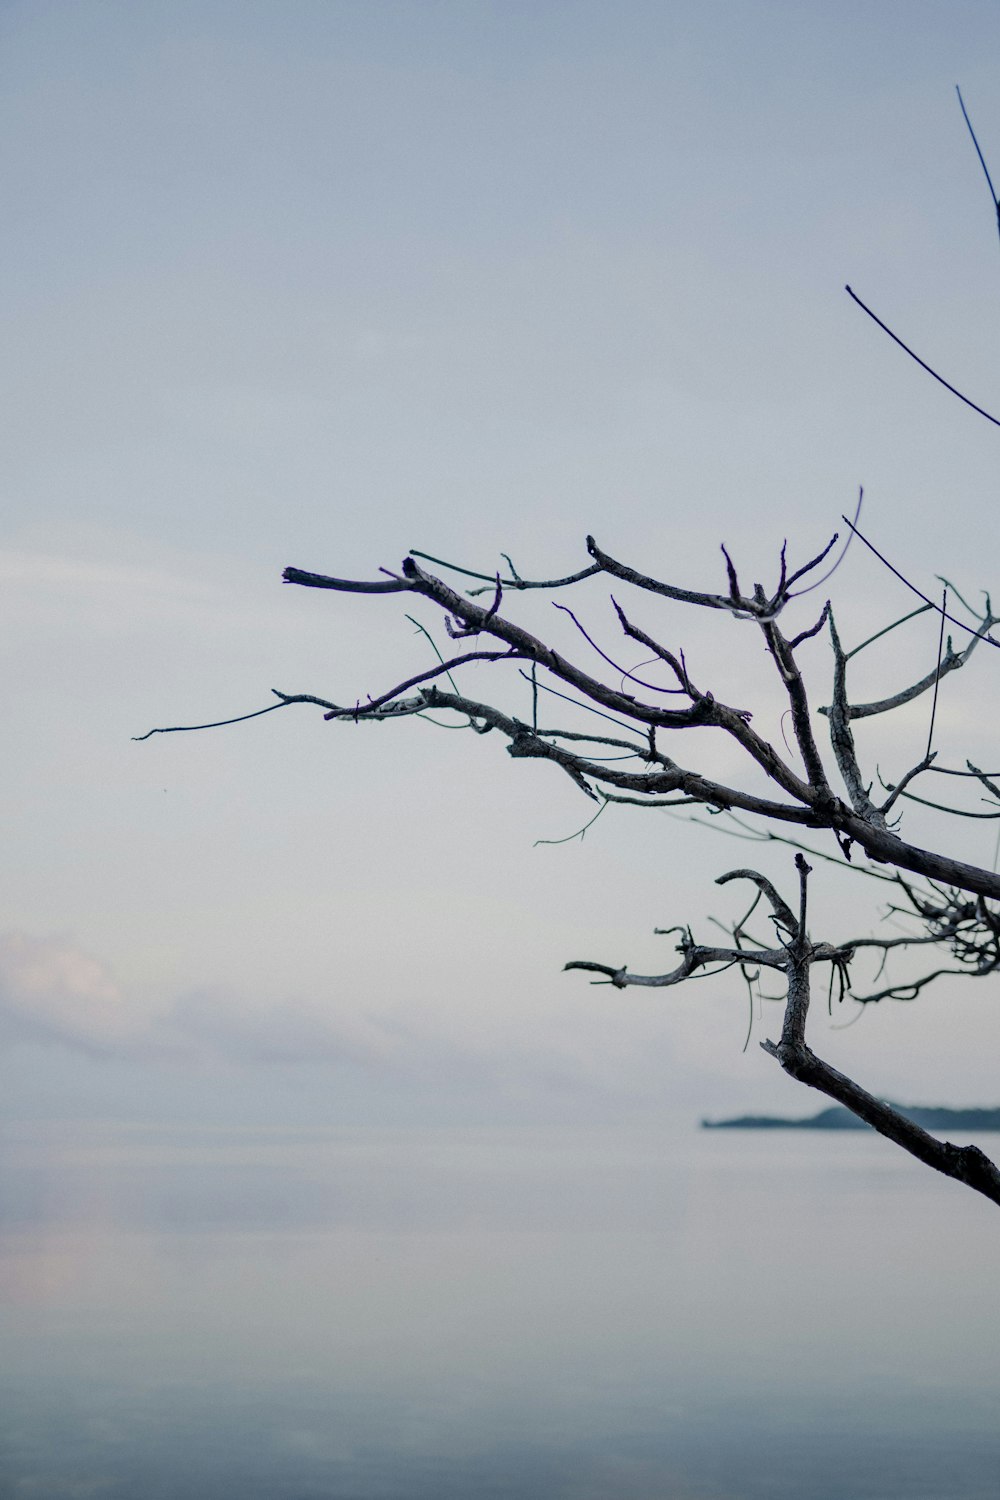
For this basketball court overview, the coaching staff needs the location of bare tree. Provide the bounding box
[140,89,1000,1205]
[140,530,1000,1207]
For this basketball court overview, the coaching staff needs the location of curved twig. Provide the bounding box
[845,286,1000,428]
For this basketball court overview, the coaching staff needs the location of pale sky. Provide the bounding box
[4,0,1000,1130]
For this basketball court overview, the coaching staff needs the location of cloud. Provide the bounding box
[0,929,421,1074]
[0,931,136,1054]
[0,928,726,1122]
[150,986,409,1070]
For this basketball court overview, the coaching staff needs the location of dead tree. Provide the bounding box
[140,91,1000,1203]
[139,531,1000,1206]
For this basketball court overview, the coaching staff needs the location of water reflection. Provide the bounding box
[1,1124,997,1498]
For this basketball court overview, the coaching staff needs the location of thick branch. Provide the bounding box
[283,567,411,593]
[586,536,759,614]
[409,549,601,593]
[278,666,1000,898]
[716,867,798,939]
[825,613,887,829]
[762,1018,1000,1206]
[564,945,762,988]
[398,557,723,732]
[569,858,1000,1206]
[835,815,1000,901]
[758,611,832,794]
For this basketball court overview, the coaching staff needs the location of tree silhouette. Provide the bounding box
[139,89,1000,1205]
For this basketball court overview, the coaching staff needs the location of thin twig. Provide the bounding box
[956,85,1000,240]
[552,602,686,694]
[787,491,863,600]
[534,799,610,847]
[406,615,461,695]
[896,790,1000,819]
[328,649,528,718]
[846,602,933,661]
[516,670,653,735]
[925,587,949,760]
[845,286,1000,427]
[134,695,323,740]
[841,516,1000,646]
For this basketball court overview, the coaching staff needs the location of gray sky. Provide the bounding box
[5,0,1000,1129]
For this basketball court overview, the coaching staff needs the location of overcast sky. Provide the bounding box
[5,0,1000,1131]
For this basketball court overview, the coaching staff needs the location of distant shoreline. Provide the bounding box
[701,1104,1000,1132]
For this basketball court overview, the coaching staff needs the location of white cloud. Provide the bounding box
[150,986,410,1070]
[0,926,691,1116]
[0,931,136,1053]
[0,928,408,1067]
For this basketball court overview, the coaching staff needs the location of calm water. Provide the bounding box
[1,1121,997,1499]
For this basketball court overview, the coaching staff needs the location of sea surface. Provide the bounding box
[1,1120,997,1499]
